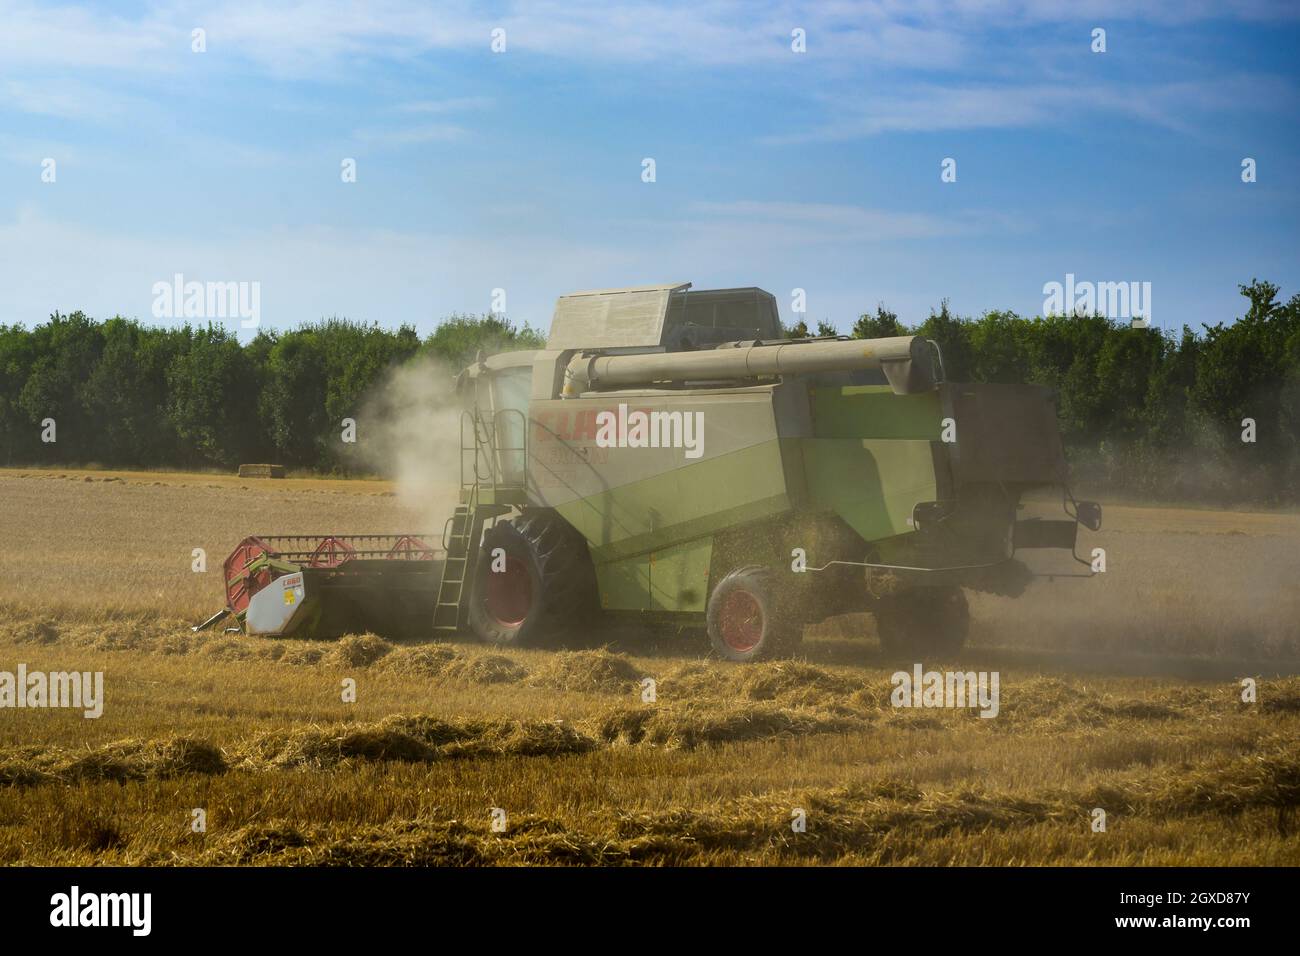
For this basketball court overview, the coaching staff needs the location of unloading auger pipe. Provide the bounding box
[563,334,933,395]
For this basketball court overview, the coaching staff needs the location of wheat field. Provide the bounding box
[0,467,1297,865]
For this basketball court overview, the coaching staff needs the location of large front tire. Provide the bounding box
[468,512,596,647]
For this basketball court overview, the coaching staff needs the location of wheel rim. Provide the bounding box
[719,589,764,652]
[485,555,533,627]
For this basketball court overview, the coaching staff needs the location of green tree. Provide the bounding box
[82,318,186,465]
[259,329,329,468]
[423,313,544,369]
[913,300,970,382]
[0,323,40,465]
[964,310,1030,384]
[851,304,906,340]
[16,312,104,463]
[166,325,258,467]
[1191,280,1300,498]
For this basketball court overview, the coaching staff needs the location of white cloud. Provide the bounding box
[0,0,175,70]
[353,124,469,147]
[395,96,494,113]
[353,96,493,148]
[759,79,1237,142]
[1,79,140,121]
[683,199,1002,241]
[2,0,1291,82]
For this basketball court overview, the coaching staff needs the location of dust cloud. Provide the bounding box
[355,355,464,537]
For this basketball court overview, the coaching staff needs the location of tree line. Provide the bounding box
[0,313,543,472]
[1,280,1296,503]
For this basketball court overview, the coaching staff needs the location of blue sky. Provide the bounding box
[1,0,1297,339]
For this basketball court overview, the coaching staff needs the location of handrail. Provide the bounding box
[459,405,528,496]
[492,407,527,488]
[926,338,947,383]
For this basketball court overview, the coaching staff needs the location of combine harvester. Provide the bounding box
[197,283,1101,661]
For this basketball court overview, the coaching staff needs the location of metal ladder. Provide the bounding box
[432,480,483,632]
[431,406,525,632]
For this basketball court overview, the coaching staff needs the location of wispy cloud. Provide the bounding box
[395,96,494,114]
[354,96,492,148]
[680,199,1027,243]
[353,123,470,147]
[1,78,140,121]
[758,77,1284,142]
[0,0,175,70]
[3,0,1292,82]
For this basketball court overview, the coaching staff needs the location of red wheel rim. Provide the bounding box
[719,589,764,652]
[485,556,532,627]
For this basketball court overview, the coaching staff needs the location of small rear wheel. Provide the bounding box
[706,566,800,663]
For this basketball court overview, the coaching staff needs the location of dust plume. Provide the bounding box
[355,355,464,536]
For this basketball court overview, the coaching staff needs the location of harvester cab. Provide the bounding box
[199,282,1101,661]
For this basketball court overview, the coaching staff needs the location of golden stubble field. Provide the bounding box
[0,467,1297,866]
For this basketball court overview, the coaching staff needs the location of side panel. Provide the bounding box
[801,438,939,544]
[245,572,309,636]
[529,392,780,505]
[649,538,713,612]
[555,440,791,559]
[812,385,942,439]
[595,554,652,611]
[531,391,790,557]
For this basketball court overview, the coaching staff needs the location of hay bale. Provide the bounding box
[742,660,859,705]
[237,463,285,478]
[493,719,598,757]
[592,702,865,750]
[657,662,737,700]
[242,714,594,769]
[217,821,488,867]
[57,735,226,783]
[0,757,56,788]
[1262,693,1300,714]
[381,644,461,677]
[526,650,642,694]
[441,654,528,685]
[13,619,60,645]
[327,633,394,667]
[278,644,326,666]
[247,726,434,770]
[228,824,309,862]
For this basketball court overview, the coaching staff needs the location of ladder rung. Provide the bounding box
[434,474,490,633]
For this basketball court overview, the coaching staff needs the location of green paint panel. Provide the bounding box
[595,554,651,610]
[555,440,791,559]
[802,438,938,543]
[812,385,942,440]
[649,538,712,612]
